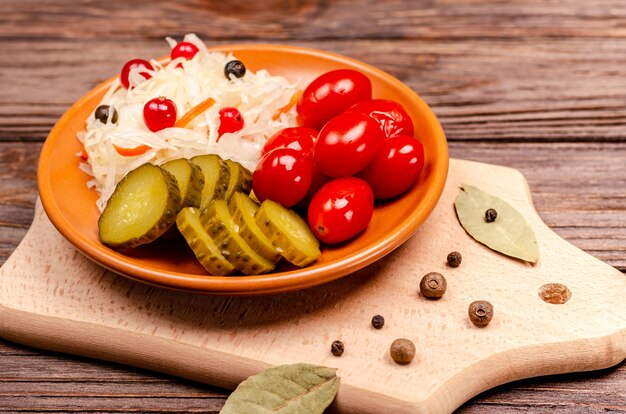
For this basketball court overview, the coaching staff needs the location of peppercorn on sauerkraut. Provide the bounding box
[78,33,299,211]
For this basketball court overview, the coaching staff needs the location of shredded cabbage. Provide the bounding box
[78,34,299,211]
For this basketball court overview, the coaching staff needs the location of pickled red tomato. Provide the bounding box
[307,177,374,244]
[346,99,414,138]
[313,112,384,178]
[357,135,425,199]
[297,69,372,130]
[261,127,317,158]
[252,148,314,208]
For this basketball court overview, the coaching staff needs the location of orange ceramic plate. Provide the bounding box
[38,44,448,295]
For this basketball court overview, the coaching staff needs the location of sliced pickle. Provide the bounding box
[249,189,260,204]
[161,158,204,208]
[190,154,230,209]
[255,199,321,266]
[201,200,276,275]
[224,159,252,201]
[98,163,180,249]
[228,192,280,262]
[176,207,235,276]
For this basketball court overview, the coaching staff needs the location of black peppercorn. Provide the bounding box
[95,105,118,124]
[419,272,447,299]
[447,251,462,268]
[371,314,385,329]
[224,60,246,79]
[485,208,498,223]
[389,338,415,365]
[330,340,344,357]
[468,300,494,327]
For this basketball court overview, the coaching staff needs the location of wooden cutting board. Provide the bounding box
[0,158,624,414]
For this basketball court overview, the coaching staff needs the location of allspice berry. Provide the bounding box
[485,208,498,223]
[420,272,447,299]
[331,340,344,357]
[389,338,416,365]
[95,104,118,124]
[447,251,462,268]
[371,314,385,329]
[224,60,246,79]
[468,300,494,327]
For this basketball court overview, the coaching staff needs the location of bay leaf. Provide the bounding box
[454,184,539,263]
[220,363,340,414]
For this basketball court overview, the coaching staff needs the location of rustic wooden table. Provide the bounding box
[1,1,625,412]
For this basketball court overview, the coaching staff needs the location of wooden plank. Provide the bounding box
[0,379,224,397]
[0,337,623,413]
[2,39,625,142]
[2,0,626,41]
[1,2,624,410]
[0,142,38,263]
[460,365,626,413]
[450,142,626,269]
[0,396,224,413]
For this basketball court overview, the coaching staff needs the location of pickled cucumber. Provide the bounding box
[98,163,181,249]
[190,154,230,209]
[228,192,280,262]
[201,200,276,275]
[161,158,204,208]
[224,159,252,201]
[176,207,235,275]
[255,199,321,266]
[249,189,260,204]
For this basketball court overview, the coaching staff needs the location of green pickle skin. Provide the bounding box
[176,207,235,276]
[255,199,321,267]
[224,159,253,201]
[190,154,231,210]
[98,163,181,249]
[161,158,205,209]
[228,192,280,262]
[98,156,319,276]
[201,200,276,275]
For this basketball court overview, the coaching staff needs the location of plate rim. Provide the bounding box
[38,43,449,295]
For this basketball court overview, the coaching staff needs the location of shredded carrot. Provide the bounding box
[272,91,302,121]
[80,147,89,161]
[113,144,151,157]
[175,97,216,128]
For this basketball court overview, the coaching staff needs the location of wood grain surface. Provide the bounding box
[2,160,625,414]
[1,0,625,412]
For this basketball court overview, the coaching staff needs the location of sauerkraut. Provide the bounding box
[79,34,299,211]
